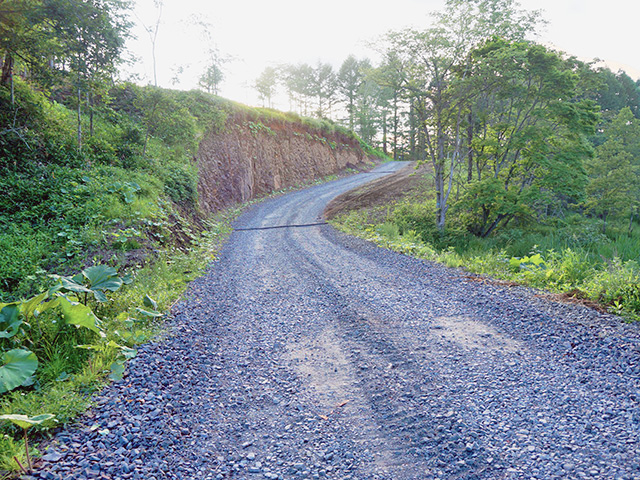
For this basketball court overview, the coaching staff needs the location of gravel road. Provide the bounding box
[37,162,640,480]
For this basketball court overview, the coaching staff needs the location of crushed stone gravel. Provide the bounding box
[36,162,640,480]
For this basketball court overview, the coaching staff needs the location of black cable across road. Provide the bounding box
[234,222,328,232]
[233,169,405,233]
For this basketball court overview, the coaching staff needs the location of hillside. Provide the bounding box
[0,81,375,303]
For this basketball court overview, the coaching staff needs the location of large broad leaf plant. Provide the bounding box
[0,265,132,394]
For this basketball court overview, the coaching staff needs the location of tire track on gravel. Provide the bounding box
[277,224,501,479]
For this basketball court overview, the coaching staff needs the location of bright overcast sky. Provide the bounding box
[125,0,640,109]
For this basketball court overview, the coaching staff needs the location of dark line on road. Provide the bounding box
[235,222,328,232]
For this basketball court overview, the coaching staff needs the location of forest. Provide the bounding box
[255,7,640,238]
[1,0,640,475]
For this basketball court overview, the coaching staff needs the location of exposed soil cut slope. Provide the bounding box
[324,161,430,220]
[197,112,372,213]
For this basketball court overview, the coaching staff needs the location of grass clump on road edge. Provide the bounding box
[331,210,640,322]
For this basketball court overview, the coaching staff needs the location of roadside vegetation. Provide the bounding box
[334,195,640,320]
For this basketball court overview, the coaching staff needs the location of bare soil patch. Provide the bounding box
[324,162,431,220]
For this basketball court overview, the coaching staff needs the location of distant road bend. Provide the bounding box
[39,162,640,480]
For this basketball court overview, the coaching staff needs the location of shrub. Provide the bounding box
[161,162,199,206]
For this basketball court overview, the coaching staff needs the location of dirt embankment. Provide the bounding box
[197,113,372,212]
[324,162,431,220]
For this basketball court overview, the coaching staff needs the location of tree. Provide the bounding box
[457,39,598,237]
[191,15,229,96]
[594,68,640,120]
[337,55,365,130]
[383,0,544,231]
[353,59,379,145]
[585,141,635,234]
[198,61,223,94]
[137,0,162,87]
[585,107,640,233]
[371,51,406,159]
[0,0,40,103]
[135,86,196,156]
[312,61,336,118]
[254,66,277,108]
[43,0,130,148]
[282,63,314,115]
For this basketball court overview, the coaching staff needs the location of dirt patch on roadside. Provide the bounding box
[535,291,610,314]
[323,162,431,220]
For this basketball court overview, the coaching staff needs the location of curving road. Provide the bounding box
[38,163,640,480]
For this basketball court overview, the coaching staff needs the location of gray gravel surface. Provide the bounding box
[36,162,640,480]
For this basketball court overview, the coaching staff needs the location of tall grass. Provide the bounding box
[332,208,640,321]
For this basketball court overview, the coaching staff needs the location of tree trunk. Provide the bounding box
[77,88,82,152]
[602,212,607,235]
[481,215,505,238]
[1,53,13,86]
[392,94,398,160]
[87,91,94,137]
[629,210,635,237]
[2,54,15,105]
[152,41,158,87]
[382,111,388,156]
[143,128,150,156]
[409,102,416,160]
[467,111,474,182]
[435,162,446,230]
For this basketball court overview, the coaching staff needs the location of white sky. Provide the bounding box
[124,0,640,109]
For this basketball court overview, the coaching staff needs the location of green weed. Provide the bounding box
[332,205,640,321]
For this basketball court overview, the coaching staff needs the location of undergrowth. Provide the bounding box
[0,208,236,476]
[332,209,640,321]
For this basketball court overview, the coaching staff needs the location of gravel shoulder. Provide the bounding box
[37,162,640,480]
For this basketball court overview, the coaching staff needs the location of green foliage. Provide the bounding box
[333,201,640,320]
[0,433,30,473]
[0,413,55,473]
[0,350,38,394]
[0,205,236,473]
[51,265,128,304]
[160,162,199,206]
[0,264,132,406]
[509,252,546,272]
[107,181,141,205]
[584,107,640,232]
[247,121,276,136]
[452,39,599,237]
[0,414,54,431]
[0,82,219,302]
[254,66,278,107]
[592,69,640,119]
